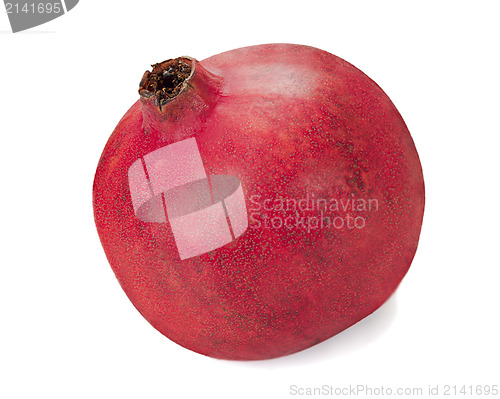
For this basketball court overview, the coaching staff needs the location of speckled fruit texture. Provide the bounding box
[93,44,425,360]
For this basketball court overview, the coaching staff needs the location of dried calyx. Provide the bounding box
[139,57,193,110]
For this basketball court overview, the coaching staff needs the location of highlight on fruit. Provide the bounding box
[93,44,425,360]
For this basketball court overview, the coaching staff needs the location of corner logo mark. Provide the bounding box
[128,138,248,260]
[4,0,79,33]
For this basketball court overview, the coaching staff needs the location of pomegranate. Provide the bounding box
[93,44,424,360]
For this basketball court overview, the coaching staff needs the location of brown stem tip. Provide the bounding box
[139,57,193,110]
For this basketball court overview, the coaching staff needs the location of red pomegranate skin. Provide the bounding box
[93,44,424,360]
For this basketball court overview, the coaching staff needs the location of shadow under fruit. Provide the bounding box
[93,44,425,360]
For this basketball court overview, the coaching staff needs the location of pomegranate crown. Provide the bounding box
[139,57,193,110]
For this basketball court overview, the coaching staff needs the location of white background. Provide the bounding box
[1,1,499,398]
